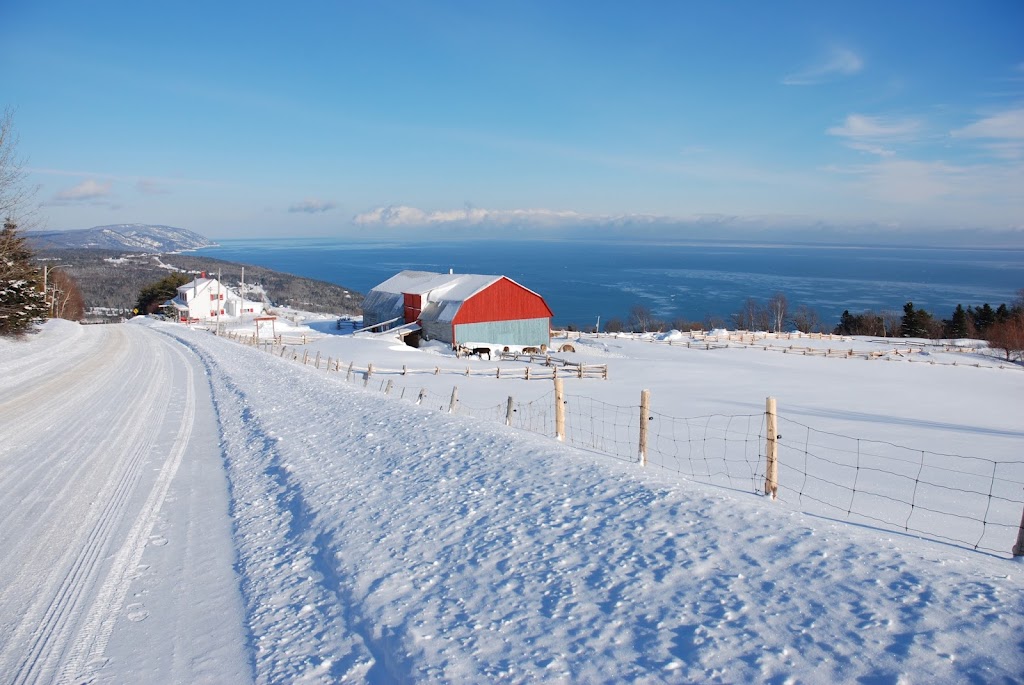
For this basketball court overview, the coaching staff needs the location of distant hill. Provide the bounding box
[27,224,214,252]
[32,248,363,316]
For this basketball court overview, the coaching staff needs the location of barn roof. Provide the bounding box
[364,270,546,325]
[369,270,499,298]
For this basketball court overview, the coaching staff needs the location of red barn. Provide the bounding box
[362,270,553,349]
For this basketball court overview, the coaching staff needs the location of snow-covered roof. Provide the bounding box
[369,271,499,298]
[177,277,216,292]
[363,271,503,323]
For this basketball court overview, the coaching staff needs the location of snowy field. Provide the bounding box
[0,317,1021,683]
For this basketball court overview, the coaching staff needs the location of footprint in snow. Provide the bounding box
[148,535,168,547]
[126,604,150,622]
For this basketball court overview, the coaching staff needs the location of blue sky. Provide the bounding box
[3,1,1023,243]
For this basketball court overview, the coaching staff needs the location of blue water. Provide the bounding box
[199,238,1024,328]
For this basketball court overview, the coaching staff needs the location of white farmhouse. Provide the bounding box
[166,276,266,322]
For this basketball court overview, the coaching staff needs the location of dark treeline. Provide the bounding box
[562,290,1024,362]
[32,249,364,317]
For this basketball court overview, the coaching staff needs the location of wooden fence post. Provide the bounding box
[765,396,779,500]
[302,351,309,365]
[315,351,321,368]
[417,388,427,405]
[554,378,566,441]
[449,386,459,413]
[506,396,514,426]
[1012,504,1024,556]
[346,362,354,382]
[639,389,650,466]
[384,379,394,395]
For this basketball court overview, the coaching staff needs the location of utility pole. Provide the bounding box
[216,268,222,333]
[42,264,72,316]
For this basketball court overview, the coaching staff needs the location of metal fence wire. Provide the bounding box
[513,390,556,437]
[774,417,1024,556]
[238,333,1024,558]
[647,411,765,493]
[562,394,639,463]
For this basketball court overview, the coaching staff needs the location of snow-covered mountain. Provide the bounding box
[28,224,215,252]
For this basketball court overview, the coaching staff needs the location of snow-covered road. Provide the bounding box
[0,322,250,684]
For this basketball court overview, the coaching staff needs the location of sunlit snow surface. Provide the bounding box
[0,318,1021,683]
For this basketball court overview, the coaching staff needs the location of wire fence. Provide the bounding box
[773,417,1024,556]
[222,328,1024,558]
[646,411,766,493]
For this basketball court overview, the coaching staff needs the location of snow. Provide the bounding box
[1,319,1021,683]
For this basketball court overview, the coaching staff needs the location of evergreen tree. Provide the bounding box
[0,220,47,336]
[899,302,933,338]
[995,303,1010,324]
[943,304,969,338]
[834,310,857,335]
[972,303,996,333]
[135,272,191,314]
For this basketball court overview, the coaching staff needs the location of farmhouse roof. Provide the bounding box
[176,277,216,292]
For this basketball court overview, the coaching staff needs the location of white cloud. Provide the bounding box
[782,47,863,86]
[54,179,112,201]
[828,114,920,139]
[353,205,589,227]
[827,114,921,157]
[845,141,896,158]
[950,108,1024,160]
[288,198,338,214]
[951,107,1024,140]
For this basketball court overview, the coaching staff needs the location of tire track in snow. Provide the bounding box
[0,326,186,685]
[58,337,197,683]
[0,327,149,548]
[4,328,169,685]
[0,327,149,570]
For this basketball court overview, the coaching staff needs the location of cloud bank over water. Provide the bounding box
[351,204,1024,247]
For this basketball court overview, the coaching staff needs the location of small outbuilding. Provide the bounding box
[362,270,553,349]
